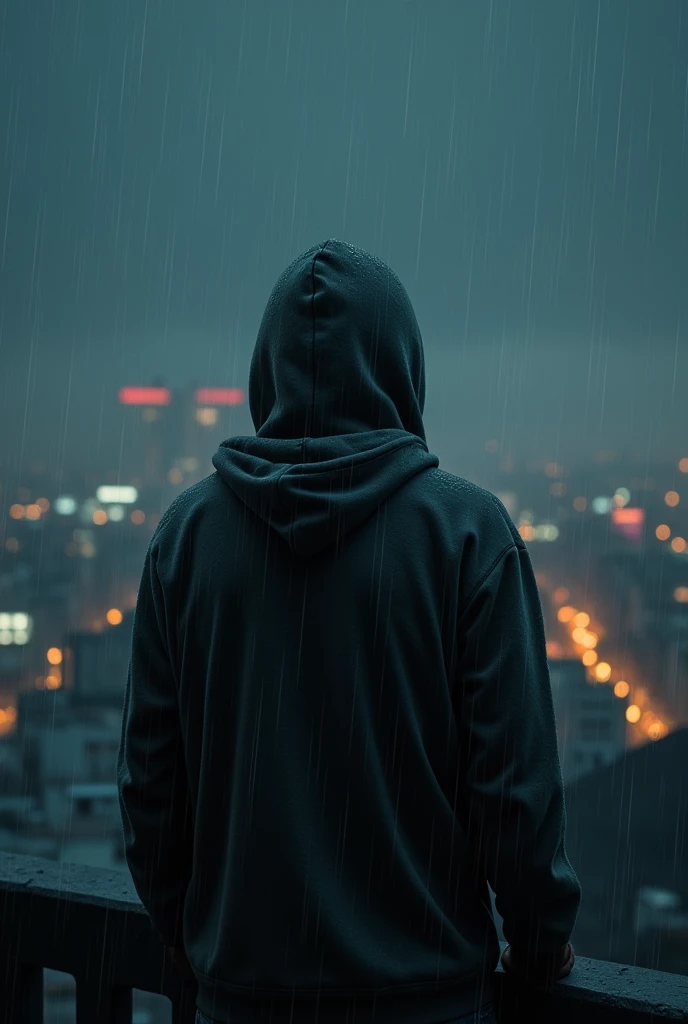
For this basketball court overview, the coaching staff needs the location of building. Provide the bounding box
[117,382,246,489]
[63,611,134,700]
[548,658,628,784]
[595,550,688,726]
[12,687,123,868]
[565,726,688,974]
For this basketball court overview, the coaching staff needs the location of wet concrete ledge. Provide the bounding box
[0,852,686,1023]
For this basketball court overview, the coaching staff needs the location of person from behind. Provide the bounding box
[117,239,581,1024]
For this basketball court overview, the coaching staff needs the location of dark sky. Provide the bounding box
[1,0,687,478]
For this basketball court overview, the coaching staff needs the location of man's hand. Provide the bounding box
[501,942,575,987]
[165,945,196,982]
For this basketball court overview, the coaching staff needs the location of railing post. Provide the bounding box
[75,982,132,1024]
[170,979,198,1024]
[0,959,43,1024]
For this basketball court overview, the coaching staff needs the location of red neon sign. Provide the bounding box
[119,387,171,406]
[195,388,245,406]
[611,507,645,542]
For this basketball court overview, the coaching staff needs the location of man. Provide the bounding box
[117,239,581,1024]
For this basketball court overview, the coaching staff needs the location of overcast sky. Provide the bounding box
[1,0,687,479]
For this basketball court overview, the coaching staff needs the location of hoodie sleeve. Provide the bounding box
[454,539,581,967]
[116,536,194,949]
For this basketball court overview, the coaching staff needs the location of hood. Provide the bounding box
[212,239,439,557]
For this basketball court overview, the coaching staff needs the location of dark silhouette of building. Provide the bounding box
[565,726,688,974]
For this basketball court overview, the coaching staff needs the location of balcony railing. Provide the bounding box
[1,852,687,1024]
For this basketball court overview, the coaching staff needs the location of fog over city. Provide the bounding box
[1,0,687,477]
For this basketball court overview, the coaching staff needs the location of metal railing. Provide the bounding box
[1,852,686,1024]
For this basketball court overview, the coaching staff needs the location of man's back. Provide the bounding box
[117,240,581,1024]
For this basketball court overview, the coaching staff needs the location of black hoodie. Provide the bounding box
[117,240,581,1024]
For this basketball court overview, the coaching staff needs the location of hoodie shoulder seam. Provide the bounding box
[153,477,213,541]
[458,541,519,628]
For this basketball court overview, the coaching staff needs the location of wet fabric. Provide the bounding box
[118,240,581,1024]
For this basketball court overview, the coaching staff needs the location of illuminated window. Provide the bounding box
[0,613,33,645]
[195,407,218,426]
[96,486,138,504]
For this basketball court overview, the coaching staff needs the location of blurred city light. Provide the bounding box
[0,613,32,645]
[45,669,62,689]
[96,486,138,504]
[55,496,77,515]
[118,386,171,405]
[195,387,244,405]
[195,407,219,426]
[610,507,645,542]
[533,524,559,541]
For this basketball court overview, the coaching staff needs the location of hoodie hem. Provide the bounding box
[195,972,495,1024]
